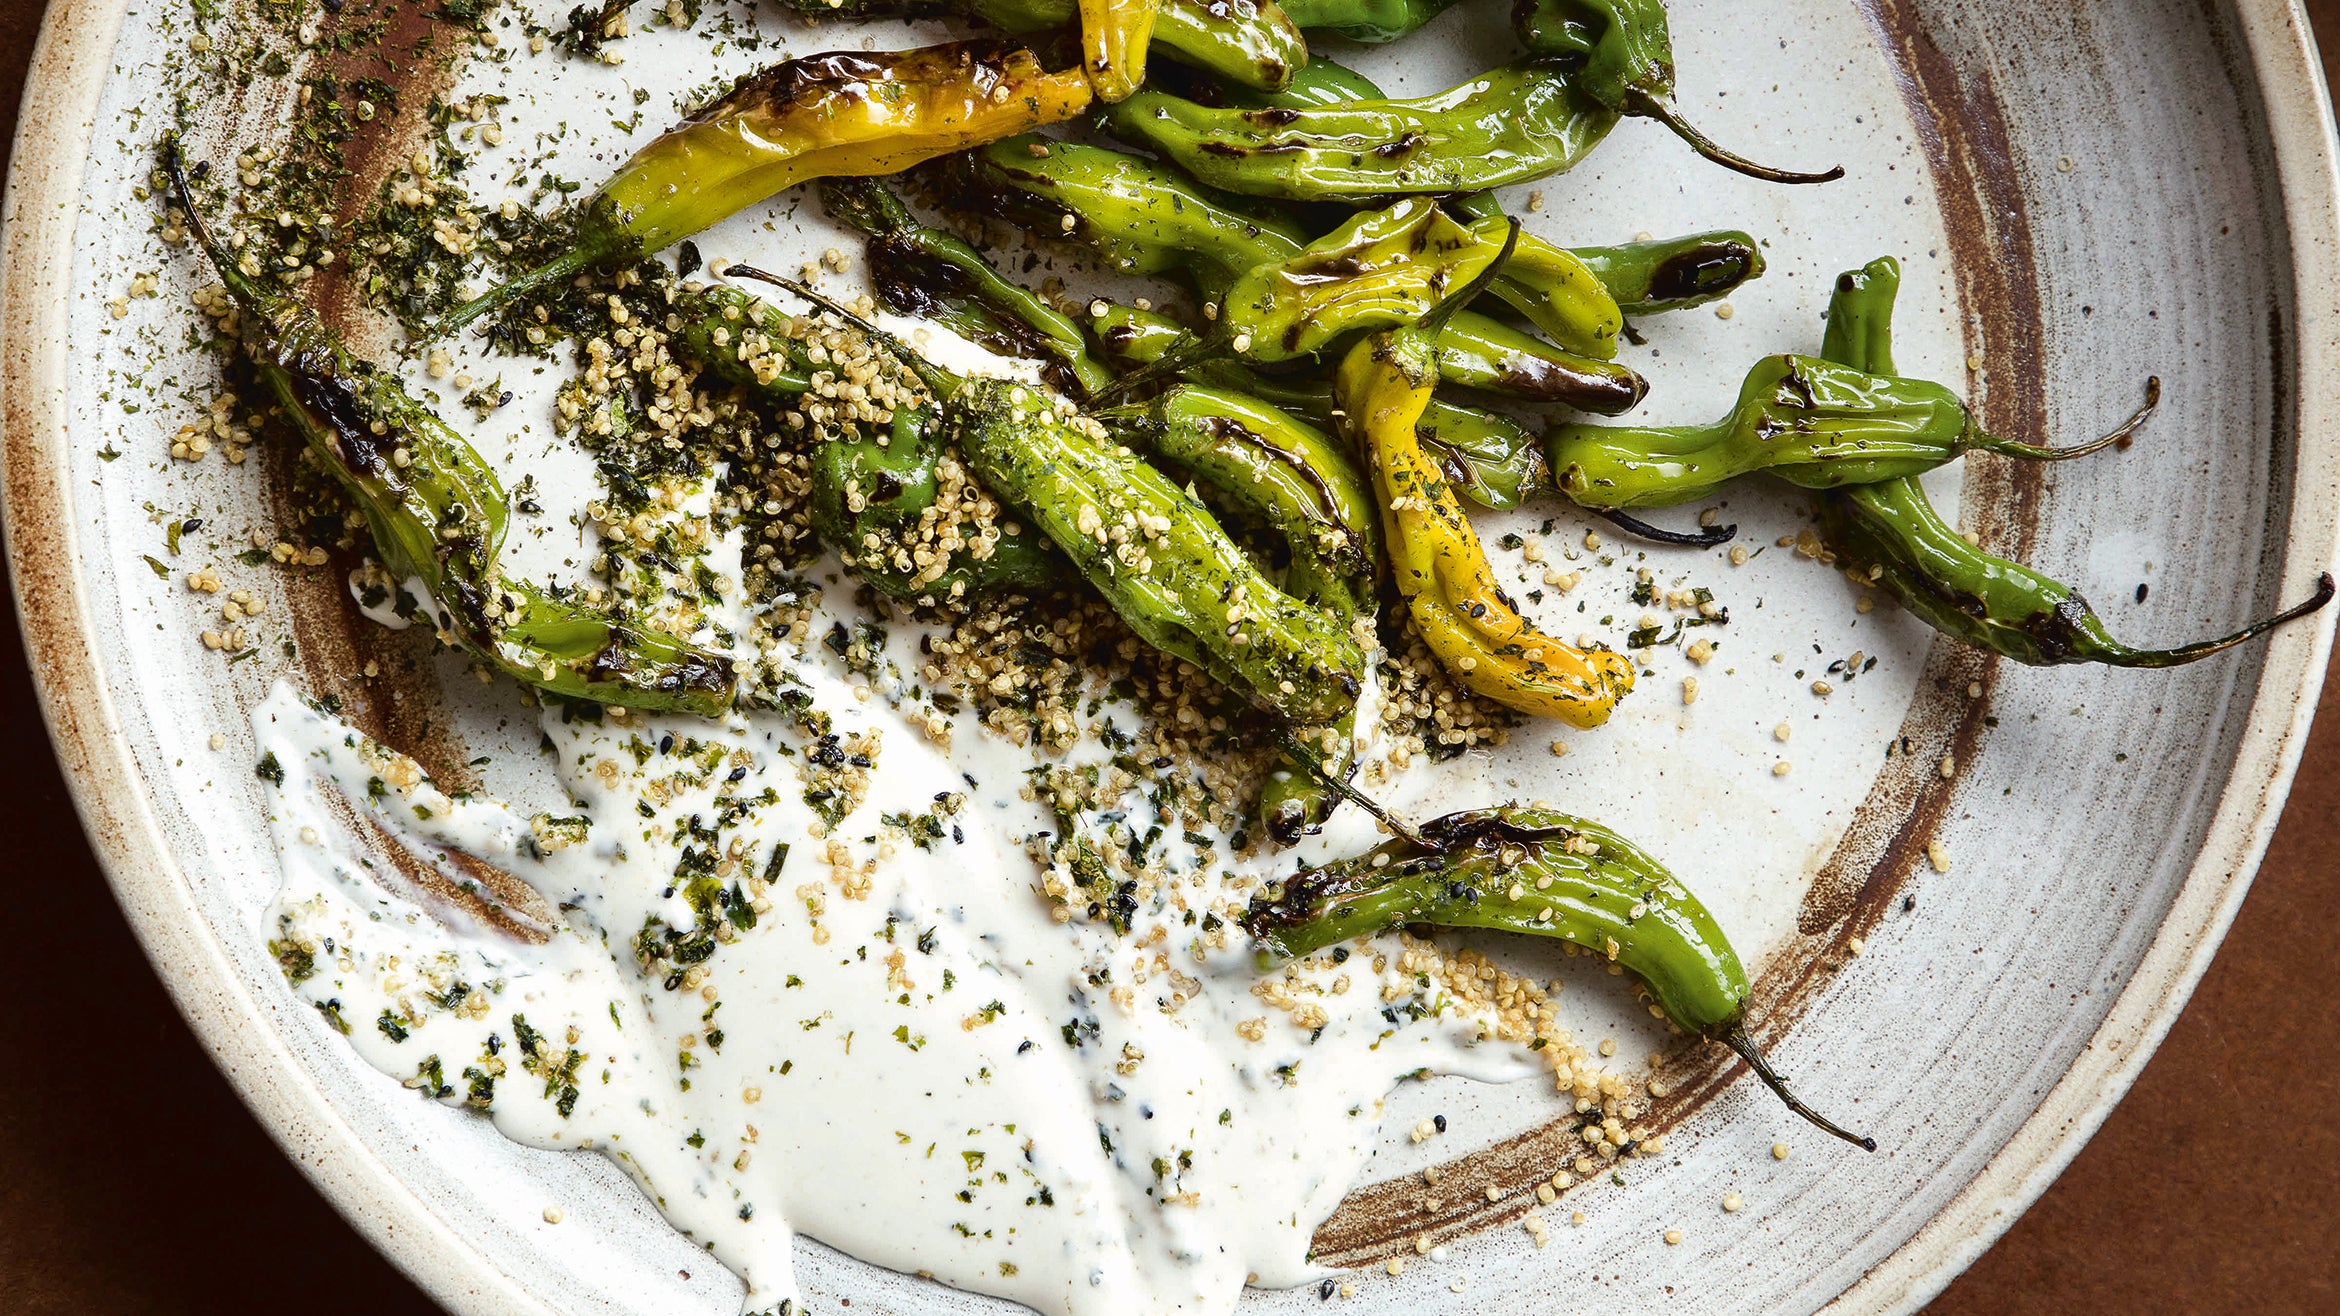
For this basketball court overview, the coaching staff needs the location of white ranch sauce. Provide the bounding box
[258,648,1544,1315]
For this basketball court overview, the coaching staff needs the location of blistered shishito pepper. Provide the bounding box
[671,283,823,396]
[1513,0,1840,184]
[1244,805,1876,1149]
[1336,224,1636,727]
[1100,385,1379,587]
[1276,0,1464,42]
[666,280,1070,602]
[1442,192,1767,320]
[1140,0,1305,91]
[743,272,1367,721]
[818,176,1112,397]
[943,135,1311,291]
[770,0,1304,91]
[1815,257,2334,667]
[808,403,1072,602]
[436,41,1093,336]
[1099,58,1618,202]
[167,146,737,716]
[1221,198,1506,362]
[1099,387,1379,839]
[1546,353,2163,510]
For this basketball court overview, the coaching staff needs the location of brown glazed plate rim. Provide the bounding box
[5,2,2339,1313]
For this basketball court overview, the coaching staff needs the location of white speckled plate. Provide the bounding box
[6,0,2338,1312]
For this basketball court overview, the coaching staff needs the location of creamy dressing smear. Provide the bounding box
[257,663,1543,1316]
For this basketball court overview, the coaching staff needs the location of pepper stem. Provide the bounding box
[1092,329,1232,406]
[2098,571,2336,668]
[160,138,262,316]
[1721,1023,1877,1152]
[432,246,603,342]
[1595,507,1738,548]
[1974,376,2161,461]
[723,264,963,397]
[1630,92,1846,186]
[1273,730,1424,848]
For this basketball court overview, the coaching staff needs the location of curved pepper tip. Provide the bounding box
[2098,570,2336,669]
[1974,375,2162,462]
[1594,507,1738,548]
[1722,1023,1878,1152]
[1633,92,1844,186]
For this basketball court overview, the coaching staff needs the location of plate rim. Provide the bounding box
[2,3,2334,1314]
[1824,8,2340,1307]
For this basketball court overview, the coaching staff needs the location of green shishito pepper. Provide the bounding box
[1098,386,1377,839]
[1087,300,1549,510]
[943,136,1313,293]
[665,281,1069,601]
[435,41,1093,338]
[736,272,1366,722]
[1545,354,2162,511]
[1217,53,1388,108]
[1512,0,1841,184]
[1277,0,1464,41]
[809,404,1072,603]
[1100,57,1618,202]
[1211,54,1769,317]
[819,176,1113,398]
[771,0,1307,90]
[166,146,736,716]
[1815,257,2333,667]
[1243,806,1875,1149]
[1100,385,1379,587]
[1103,50,1834,203]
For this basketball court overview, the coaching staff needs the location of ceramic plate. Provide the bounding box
[5,0,2338,1311]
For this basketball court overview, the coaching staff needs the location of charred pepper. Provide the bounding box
[958,144,1642,408]
[819,176,1112,397]
[1570,230,1766,315]
[1087,300,1550,509]
[1099,386,1378,838]
[943,135,1311,292]
[437,41,1093,336]
[742,272,1367,721]
[1512,0,1841,183]
[666,281,1067,600]
[1336,224,1637,727]
[1546,353,2162,510]
[167,147,736,716]
[1815,256,2334,667]
[1221,197,1625,365]
[1244,805,1875,1149]
[1099,57,1618,202]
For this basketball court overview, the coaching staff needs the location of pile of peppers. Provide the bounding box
[169,0,2338,1191]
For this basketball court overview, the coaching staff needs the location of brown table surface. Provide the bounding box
[3,5,2336,1312]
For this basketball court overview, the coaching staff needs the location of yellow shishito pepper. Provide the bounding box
[439,41,1093,335]
[1334,224,1636,727]
[1081,0,1164,102]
